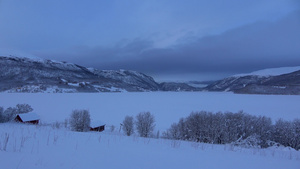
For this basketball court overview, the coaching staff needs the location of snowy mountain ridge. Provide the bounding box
[1,54,299,94]
[0,50,42,62]
[233,66,300,77]
[0,55,198,93]
[206,66,300,95]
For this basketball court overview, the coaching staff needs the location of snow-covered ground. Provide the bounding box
[1,92,300,169]
[0,92,299,131]
[0,123,299,169]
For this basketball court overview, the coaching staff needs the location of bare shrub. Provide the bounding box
[110,125,115,132]
[135,112,155,138]
[122,116,134,136]
[16,104,33,114]
[69,109,91,132]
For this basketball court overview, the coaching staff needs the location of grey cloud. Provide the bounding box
[38,11,300,80]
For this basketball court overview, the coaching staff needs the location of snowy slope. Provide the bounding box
[206,66,300,94]
[0,55,161,92]
[90,69,160,91]
[0,55,199,92]
[0,123,299,169]
[0,50,43,62]
[233,66,300,77]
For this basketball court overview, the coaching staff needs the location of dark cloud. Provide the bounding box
[36,10,300,81]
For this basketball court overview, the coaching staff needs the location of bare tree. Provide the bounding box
[135,112,155,138]
[110,125,115,132]
[69,109,91,132]
[0,104,34,122]
[164,110,300,150]
[292,119,300,150]
[3,107,18,122]
[122,116,134,136]
[0,107,4,123]
[16,104,33,114]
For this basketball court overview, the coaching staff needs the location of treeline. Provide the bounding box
[163,111,300,150]
[0,104,34,123]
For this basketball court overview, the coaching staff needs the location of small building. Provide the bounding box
[15,112,40,124]
[90,121,105,132]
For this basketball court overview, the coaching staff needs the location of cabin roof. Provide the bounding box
[90,120,105,128]
[17,112,39,122]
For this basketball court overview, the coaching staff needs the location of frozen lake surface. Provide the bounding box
[1,92,299,130]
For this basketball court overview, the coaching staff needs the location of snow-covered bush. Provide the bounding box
[122,116,134,136]
[16,104,33,114]
[110,125,115,132]
[162,123,181,140]
[273,118,300,150]
[3,107,18,122]
[135,112,155,138]
[69,109,91,132]
[164,111,300,150]
[0,107,4,122]
[232,134,262,149]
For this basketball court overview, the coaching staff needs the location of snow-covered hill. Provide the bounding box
[206,66,300,95]
[0,50,43,62]
[233,66,300,77]
[1,54,298,94]
[0,123,299,169]
[0,55,199,93]
[91,69,160,91]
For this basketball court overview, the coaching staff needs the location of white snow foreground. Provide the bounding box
[0,123,299,169]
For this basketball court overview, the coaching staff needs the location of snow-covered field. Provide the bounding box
[1,92,300,169]
[0,92,299,130]
[0,123,299,169]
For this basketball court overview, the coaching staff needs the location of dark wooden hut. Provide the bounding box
[15,112,40,124]
[90,121,105,132]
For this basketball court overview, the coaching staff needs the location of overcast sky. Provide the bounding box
[0,0,299,81]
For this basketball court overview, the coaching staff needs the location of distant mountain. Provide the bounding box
[0,55,198,93]
[187,80,216,88]
[205,67,300,95]
[159,82,201,91]
[2,55,297,94]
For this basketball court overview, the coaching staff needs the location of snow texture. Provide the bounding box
[0,123,299,169]
[0,92,299,169]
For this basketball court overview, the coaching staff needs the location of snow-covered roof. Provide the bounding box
[17,112,40,122]
[90,120,105,128]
